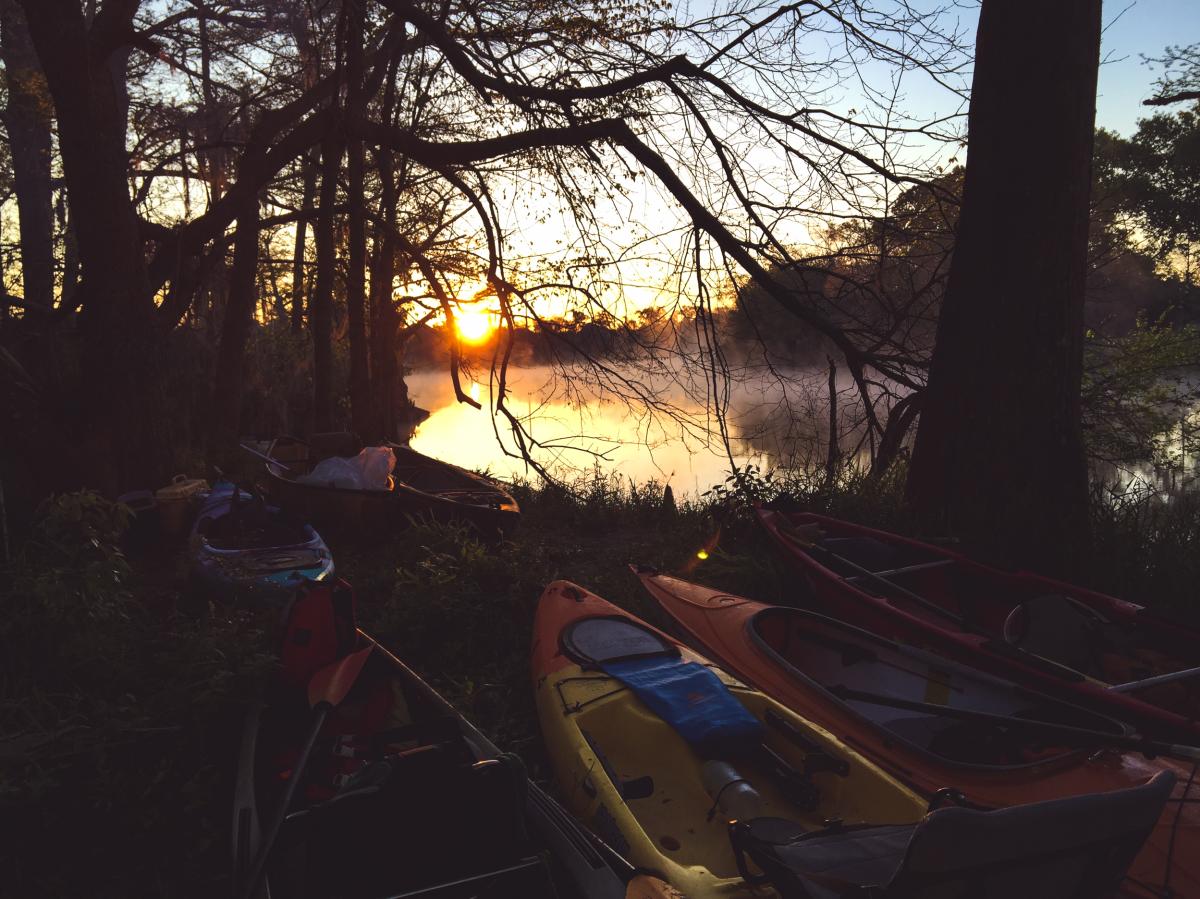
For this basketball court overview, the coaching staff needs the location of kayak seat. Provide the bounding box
[820,538,903,573]
[1005,594,1106,675]
[562,615,680,666]
[731,770,1174,898]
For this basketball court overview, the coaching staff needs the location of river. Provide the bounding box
[405,363,1200,498]
[404,364,878,495]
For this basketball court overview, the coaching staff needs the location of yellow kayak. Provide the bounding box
[532,580,928,899]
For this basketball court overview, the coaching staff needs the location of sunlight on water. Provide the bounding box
[406,364,1200,499]
[405,366,777,494]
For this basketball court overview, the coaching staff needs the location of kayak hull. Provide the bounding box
[638,570,1200,899]
[757,508,1200,743]
[188,484,333,607]
[533,579,928,899]
[265,436,520,540]
[234,601,658,899]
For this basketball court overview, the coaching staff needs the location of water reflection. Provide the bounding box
[404,364,866,494]
[406,364,1200,498]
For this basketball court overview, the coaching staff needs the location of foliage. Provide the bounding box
[1082,316,1200,471]
[1094,104,1200,286]
[1144,44,1200,107]
[0,492,276,898]
[1090,485,1200,623]
[16,490,133,619]
[703,463,779,517]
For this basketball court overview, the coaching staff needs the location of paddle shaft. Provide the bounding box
[1110,664,1200,694]
[239,702,329,899]
[783,527,968,628]
[239,644,373,899]
[831,685,1200,762]
[240,442,292,473]
[781,522,1088,682]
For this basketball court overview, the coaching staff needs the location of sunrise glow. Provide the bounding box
[455,308,495,343]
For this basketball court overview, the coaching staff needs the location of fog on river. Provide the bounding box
[404,363,884,495]
[404,362,1200,499]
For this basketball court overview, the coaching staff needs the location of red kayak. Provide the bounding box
[637,570,1200,899]
[757,508,1200,743]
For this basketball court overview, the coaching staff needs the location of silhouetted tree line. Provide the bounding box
[0,0,1194,571]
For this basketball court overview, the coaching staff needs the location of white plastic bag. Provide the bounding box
[298,456,366,490]
[357,446,396,490]
[296,446,395,491]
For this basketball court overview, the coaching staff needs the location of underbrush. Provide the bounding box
[0,492,275,898]
[1090,485,1200,622]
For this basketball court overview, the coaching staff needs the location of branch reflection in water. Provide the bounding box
[404,364,881,494]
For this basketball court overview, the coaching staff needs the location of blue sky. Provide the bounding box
[1096,0,1200,133]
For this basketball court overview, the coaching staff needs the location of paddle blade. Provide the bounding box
[308,645,373,708]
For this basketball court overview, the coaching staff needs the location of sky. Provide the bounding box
[1096,0,1200,134]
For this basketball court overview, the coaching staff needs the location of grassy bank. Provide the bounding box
[3,469,1200,896]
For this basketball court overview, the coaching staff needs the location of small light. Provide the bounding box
[696,549,709,560]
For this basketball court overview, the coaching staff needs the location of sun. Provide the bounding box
[456,308,494,343]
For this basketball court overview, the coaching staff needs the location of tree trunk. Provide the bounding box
[207,197,260,466]
[1,0,54,310]
[311,130,341,433]
[344,0,372,437]
[370,146,399,442]
[291,152,316,331]
[905,0,1101,575]
[19,0,163,493]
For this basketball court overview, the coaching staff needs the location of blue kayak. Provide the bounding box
[189,482,333,607]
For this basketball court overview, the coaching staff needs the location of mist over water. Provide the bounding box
[405,363,1200,499]
[404,363,881,495]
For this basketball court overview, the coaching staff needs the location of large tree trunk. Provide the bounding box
[344,0,372,437]
[19,0,163,493]
[905,0,1101,575]
[207,197,260,466]
[1,0,54,310]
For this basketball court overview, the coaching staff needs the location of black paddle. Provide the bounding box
[239,645,374,899]
[829,684,1200,763]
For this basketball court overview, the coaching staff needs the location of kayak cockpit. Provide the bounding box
[748,607,1128,770]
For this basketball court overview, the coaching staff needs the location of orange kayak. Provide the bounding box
[637,571,1200,899]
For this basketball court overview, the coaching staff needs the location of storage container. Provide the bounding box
[155,474,208,536]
